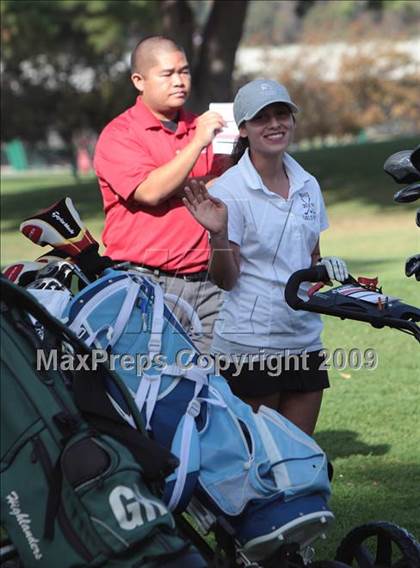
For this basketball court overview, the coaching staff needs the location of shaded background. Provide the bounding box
[1,0,420,171]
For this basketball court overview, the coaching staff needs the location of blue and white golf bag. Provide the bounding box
[63,269,334,560]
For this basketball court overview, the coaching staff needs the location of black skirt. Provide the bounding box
[220,350,330,397]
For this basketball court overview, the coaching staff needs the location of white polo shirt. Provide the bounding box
[209,149,329,355]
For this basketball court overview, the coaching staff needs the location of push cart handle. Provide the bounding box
[284,267,420,342]
[285,265,330,310]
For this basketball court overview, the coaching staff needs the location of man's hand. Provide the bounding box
[317,256,348,282]
[182,180,227,237]
[132,113,225,207]
[193,111,226,149]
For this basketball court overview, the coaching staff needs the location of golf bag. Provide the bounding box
[63,268,334,561]
[0,277,206,568]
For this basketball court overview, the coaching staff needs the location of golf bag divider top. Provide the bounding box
[64,268,334,561]
[0,277,203,568]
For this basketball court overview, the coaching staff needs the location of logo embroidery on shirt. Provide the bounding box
[300,192,316,221]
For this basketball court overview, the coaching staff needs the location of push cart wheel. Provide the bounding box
[335,521,420,567]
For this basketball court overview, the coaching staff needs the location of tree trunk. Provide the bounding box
[159,0,195,62]
[189,0,249,113]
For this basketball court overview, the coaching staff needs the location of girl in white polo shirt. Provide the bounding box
[183,79,347,435]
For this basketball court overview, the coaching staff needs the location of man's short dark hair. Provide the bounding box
[130,35,186,74]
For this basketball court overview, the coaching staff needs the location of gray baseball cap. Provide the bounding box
[233,79,299,127]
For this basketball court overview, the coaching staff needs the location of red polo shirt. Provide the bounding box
[94,97,226,272]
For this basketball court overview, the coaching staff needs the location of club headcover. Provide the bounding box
[2,260,50,286]
[20,197,98,257]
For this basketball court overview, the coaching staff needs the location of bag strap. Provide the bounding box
[108,279,141,347]
[44,457,63,540]
[72,366,178,480]
[148,281,165,356]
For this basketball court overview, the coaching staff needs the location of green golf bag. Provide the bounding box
[0,277,205,568]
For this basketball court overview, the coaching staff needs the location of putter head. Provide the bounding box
[19,197,98,257]
[384,150,420,184]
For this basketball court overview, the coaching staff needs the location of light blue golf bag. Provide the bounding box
[62,269,334,561]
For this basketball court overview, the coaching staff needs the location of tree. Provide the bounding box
[1,0,157,145]
[159,0,249,112]
[1,0,249,146]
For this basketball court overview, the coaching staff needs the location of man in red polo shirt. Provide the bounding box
[94,35,228,351]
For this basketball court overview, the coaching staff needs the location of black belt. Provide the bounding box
[127,263,209,282]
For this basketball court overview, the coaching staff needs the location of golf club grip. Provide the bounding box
[285,266,329,310]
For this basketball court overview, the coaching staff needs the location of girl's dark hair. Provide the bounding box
[231,136,249,165]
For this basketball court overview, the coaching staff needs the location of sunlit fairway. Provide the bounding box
[1,136,419,558]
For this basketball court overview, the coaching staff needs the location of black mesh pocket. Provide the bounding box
[62,437,111,488]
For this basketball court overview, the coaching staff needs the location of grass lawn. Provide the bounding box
[1,136,419,560]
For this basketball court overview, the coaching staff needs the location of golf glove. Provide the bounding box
[317,256,348,283]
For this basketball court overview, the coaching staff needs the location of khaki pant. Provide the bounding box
[132,269,222,354]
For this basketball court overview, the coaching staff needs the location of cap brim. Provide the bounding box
[244,97,299,122]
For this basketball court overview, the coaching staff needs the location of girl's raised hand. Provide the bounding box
[182,180,228,237]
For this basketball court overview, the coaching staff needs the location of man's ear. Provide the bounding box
[131,72,144,93]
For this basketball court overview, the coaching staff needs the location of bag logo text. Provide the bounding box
[51,211,75,234]
[6,491,43,560]
[109,485,167,530]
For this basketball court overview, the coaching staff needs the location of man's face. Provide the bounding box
[131,50,191,119]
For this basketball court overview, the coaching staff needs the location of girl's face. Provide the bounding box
[239,103,295,156]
